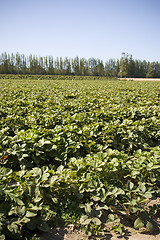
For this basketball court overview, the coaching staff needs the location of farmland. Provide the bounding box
[0,76,160,239]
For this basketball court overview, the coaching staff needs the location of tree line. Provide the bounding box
[0,52,160,78]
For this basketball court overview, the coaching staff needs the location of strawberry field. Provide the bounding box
[0,77,160,239]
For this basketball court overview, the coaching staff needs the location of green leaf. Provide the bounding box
[85,203,92,215]
[106,214,120,224]
[41,166,49,173]
[139,182,146,193]
[38,138,51,146]
[52,197,58,204]
[148,162,153,168]
[6,192,24,206]
[108,214,115,221]
[16,206,26,217]
[80,215,88,222]
[41,172,50,181]
[106,148,113,156]
[82,218,92,225]
[21,216,30,224]
[57,165,64,172]
[92,217,101,225]
[128,182,134,190]
[134,218,144,229]
[7,222,19,234]
[146,221,154,232]
[22,153,29,158]
[96,203,108,211]
[0,235,5,240]
[34,196,42,203]
[52,145,57,150]
[144,192,152,199]
[131,170,139,177]
[25,211,37,218]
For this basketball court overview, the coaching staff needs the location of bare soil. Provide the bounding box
[118,78,160,81]
[40,198,160,240]
[40,225,160,240]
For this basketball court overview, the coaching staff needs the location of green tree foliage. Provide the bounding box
[128,55,135,77]
[146,62,156,78]
[118,57,128,78]
[0,52,160,78]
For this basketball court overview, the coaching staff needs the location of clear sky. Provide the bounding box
[1,0,160,62]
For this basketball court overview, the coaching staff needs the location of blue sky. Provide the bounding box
[1,0,160,62]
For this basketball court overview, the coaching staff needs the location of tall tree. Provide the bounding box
[146,62,155,78]
[0,52,160,77]
[118,53,129,78]
[72,57,80,75]
[128,55,135,77]
[60,57,64,75]
[96,59,104,76]
[64,57,71,75]
[47,56,54,75]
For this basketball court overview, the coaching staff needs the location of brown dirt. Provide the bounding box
[40,197,160,240]
[118,78,160,81]
[40,226,160,240]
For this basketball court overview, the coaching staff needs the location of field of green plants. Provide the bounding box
[0,77,160,239]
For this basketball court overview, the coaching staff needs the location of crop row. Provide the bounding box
[0,78,160,239]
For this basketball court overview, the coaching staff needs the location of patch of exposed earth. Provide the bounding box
[118,78,160,81]
[40,198,160,240]
[40,226,160,240]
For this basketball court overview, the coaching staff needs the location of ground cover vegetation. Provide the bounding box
[0,52,160,78]
[0,77,160,239]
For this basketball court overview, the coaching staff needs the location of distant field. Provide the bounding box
[0,78,160,239]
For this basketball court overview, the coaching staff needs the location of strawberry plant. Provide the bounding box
[0,77,160,239]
